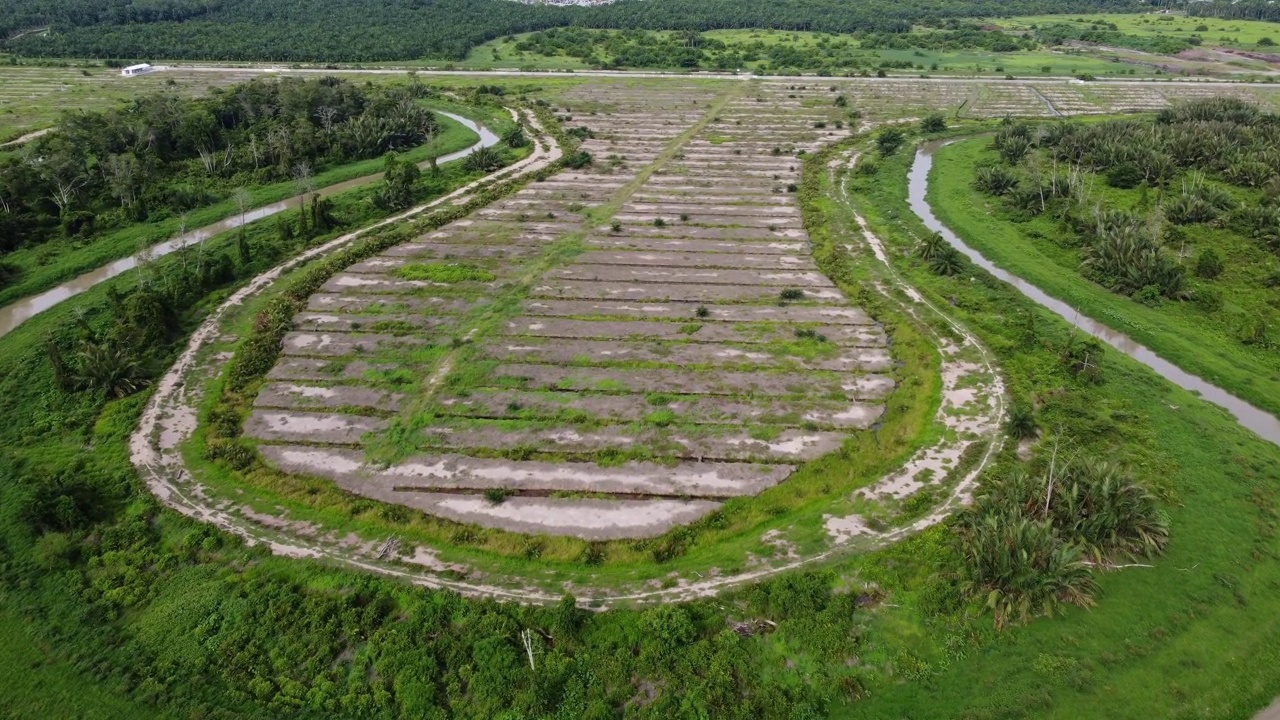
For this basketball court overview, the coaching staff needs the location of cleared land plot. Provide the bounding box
[246,81,894,537]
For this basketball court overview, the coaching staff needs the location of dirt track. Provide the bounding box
[129,89,1010,603]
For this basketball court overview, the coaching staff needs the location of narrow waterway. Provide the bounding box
[0,111,499,337]
[909,140,1280,446]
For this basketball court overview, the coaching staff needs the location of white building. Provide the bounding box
[120,63,154,77]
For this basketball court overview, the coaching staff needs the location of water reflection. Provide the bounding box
[0,111,498,336]
[909,140,1280,446]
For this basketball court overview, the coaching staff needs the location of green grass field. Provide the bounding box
[0,603,166,719]
[828,127,1280,719]
[998,13,1280,51]
[422,20,1280,78]
[928,136,1280,419]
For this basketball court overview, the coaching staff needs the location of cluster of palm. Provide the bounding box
[916,232,966,276]
[957,457,1169,628]
[1080,208,1188,298]
[1051,99,1280,186]
[973,99,1280,301]
[337,101,439,160]
[1163,174,1235,226]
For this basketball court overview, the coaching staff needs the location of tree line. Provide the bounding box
[1,0,1148,62]
[505,24,1041,71]
[0,76,438,266]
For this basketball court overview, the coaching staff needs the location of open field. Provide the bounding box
[0,62,266,141]
[428,21,1280,79]
[149,73,1274,591]
[998,13,1280,51]
[237,80,899,541]
[4,66,1280,718]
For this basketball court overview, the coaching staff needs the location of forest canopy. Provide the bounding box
[0,0,1153,62]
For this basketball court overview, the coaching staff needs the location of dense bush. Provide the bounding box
[0,77,439,257]
[958,457,1168,627]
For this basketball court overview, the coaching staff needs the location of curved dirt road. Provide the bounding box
[130,117,1008,605]
[0,111,499,337]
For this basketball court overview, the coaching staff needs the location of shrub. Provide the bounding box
[779,288,805,301]
[463,146,505,173]
[876,127,905,156]
[974,165,1019,196]
[501,124,528,148]
[1133,284,1163,307]
[1105,164,1143,189]
[1194,247,1223,279]
[392,263,495,283]
[921,113,947,133]
[1195,286,1223,313]
[563,150,593,169]
[1004,404,1038,439]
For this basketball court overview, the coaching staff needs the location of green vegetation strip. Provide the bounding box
[830,125,1280,719]
[930,134,1280,418]
[0,82,483,309]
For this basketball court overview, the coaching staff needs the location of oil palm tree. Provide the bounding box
[929,246,965,276]
[916,232,946,260]
[72,341,147,398]
[957,502,1098,629]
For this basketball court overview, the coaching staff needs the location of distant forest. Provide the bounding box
[0,0,1161,63]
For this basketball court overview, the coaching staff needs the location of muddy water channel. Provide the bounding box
[910,140,1280,446]
[0,112,499,337]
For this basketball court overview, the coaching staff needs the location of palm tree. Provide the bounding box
[1004,403,1039,440]
[929,246,965,276]
[974,165,1018,196]
[916,232,946,260]
[72,341,147,398]
[1049,460,1170,563]
[957,502,1098,629]
[464,146,505,173]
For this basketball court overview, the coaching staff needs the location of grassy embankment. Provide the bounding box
[0,110,479,309]
[929,136,1280,419]
[824,127,1280,719]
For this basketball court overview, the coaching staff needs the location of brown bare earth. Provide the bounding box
[240,81,899,538]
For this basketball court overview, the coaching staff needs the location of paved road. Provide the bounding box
[159,63,1280,89]
[1257,696,1280,720]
